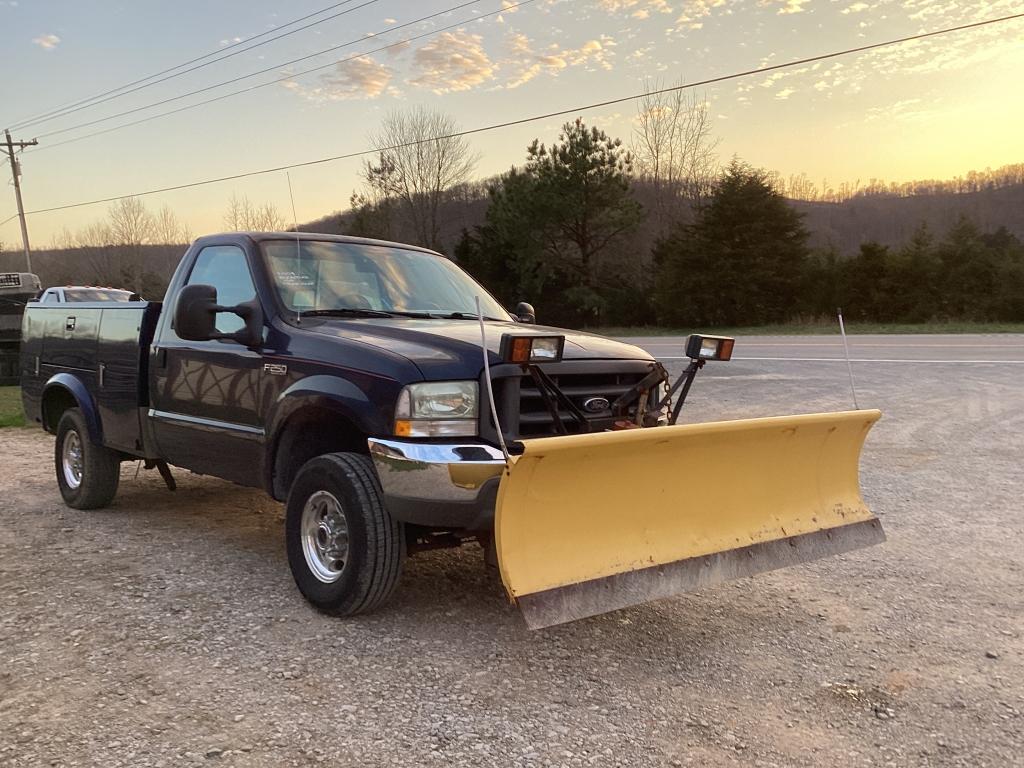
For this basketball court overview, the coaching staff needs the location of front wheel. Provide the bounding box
[55,408,121,509]
[285,452,405,616]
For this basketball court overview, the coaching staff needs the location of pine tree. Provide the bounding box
[473,120,644,326]
[655,159,809,326]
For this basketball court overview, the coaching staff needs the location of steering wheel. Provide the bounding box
[337,293,373,309]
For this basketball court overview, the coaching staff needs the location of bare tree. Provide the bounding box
[632,79,719,231]
[223,193,287,231]
[153,205,192,244]
[107,197,154,246]
[361,106,478,250]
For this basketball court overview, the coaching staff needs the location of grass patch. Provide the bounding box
[0,386,25,428]
[589,321,1024,337]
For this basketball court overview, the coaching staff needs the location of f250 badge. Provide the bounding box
[263,363,288,376]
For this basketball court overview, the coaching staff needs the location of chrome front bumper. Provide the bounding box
[367,438,506,530]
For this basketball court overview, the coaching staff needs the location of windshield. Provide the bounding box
[261,240,510,320]
[64,288,133,302]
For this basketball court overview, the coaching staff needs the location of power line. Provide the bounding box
[6,1,363,130]
[33,0,492,143]
[22,11,1024,217]
[6,0,380,131]
[35,0,519,152]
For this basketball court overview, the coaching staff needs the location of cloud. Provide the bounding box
[599,0,673,14]
[676,0,728,30]
[864,97,929,123]
[766,0,810,14]
[503,33,617,89]
[283,56,394,101]
[841,2,870,13]
[32,33,60,49]
[384,39,411,57]
[409,31,496,93]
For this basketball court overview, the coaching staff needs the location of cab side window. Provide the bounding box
[186,246,256,334]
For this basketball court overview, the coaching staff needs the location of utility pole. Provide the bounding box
[4,129,39,274]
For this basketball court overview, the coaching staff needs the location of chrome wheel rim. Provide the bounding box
[62,430,84,490]
[301,490,349,583]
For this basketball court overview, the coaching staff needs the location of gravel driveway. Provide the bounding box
[1,338,1022,767]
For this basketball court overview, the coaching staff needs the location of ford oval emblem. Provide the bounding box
[583,396,610,413]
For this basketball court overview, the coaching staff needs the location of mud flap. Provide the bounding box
[495,410,885,629]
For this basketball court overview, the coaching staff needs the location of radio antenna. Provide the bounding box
[837,307,859,410]
[286,171,303,324]
[477,296,510,468]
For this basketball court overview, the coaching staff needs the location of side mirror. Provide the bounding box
[174,284,218,341]
[173,283,263,347]
[514,301,536,324]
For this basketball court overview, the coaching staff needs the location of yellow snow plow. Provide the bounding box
[488,335,885,629]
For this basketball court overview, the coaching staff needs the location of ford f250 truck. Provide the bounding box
[21,232,884,628]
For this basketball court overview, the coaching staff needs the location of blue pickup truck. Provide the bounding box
[20,232,661,617]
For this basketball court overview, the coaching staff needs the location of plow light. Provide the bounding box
[500,334,565,364]
[685,334,735,362]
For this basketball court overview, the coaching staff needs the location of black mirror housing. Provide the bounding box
[515,301,536,324]
[174,283,263,347]
[174,284,219,341]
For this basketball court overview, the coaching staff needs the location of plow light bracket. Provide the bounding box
[685,334,735,362]
[500,334,565,364]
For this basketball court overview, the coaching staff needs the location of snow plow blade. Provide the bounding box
[495,410,884,629]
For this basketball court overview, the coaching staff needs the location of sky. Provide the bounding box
[0,0,1022,249]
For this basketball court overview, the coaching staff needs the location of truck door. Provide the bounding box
[150,244,266,486]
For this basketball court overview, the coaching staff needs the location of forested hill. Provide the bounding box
[305,178,1024,257]
[793,184,1024,251]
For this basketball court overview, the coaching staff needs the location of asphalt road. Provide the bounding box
[622,333,1024,364]
[1,334,1021,767]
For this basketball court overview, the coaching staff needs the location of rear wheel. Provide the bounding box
[285,452,405,616]
[54,408,121,509]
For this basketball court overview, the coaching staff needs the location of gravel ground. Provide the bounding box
[1,336,1022,767]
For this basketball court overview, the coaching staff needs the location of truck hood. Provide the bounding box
[300,317,652,379]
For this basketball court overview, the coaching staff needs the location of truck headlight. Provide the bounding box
[394,381,479,437]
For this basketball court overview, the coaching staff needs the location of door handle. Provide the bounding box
[65,316,76,331]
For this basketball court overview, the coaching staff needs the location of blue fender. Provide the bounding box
[267,374,385,439]
[263,374,394,494]
[42,372,103,444]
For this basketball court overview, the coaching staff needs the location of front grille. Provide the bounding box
[488,360,659,440]
[518,371,648,437]
[0,273,21,288]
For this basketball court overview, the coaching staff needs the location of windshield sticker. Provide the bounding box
[275,271,315,287]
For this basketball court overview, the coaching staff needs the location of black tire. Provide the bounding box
[55,408,121,510]
[285,452,405,616]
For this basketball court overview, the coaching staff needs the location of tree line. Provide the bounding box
[0,194,290,298]
[774,164,1024,204]
[342,105,1024,327]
